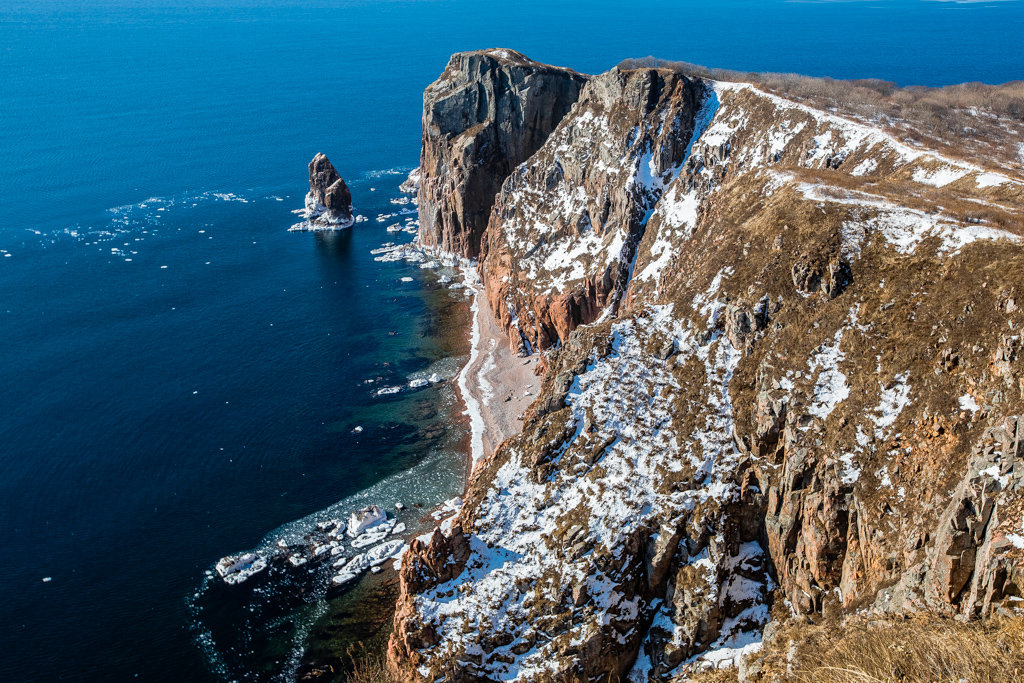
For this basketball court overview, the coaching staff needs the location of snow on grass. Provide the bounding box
[871,372,911,439]
[976,172,1010,188]
[851,158,877,176]
[807,328,849,420]
[912,165,970,188]
[714,80,1024,192]
[795,182,1021,256]
[958,393,981,413]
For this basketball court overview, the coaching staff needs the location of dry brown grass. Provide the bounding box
[684,666,741,683]
[618,57,1024,165]
[342,652,401,683]
[754,613,1024,683]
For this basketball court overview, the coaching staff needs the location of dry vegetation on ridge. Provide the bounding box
[619,56,1024,168]
[344,615,1024,683]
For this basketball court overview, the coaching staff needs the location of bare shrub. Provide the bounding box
[342,651,401,683]
[753,613,1024,683]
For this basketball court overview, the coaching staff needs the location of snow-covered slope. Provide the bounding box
[392,52,1024,683]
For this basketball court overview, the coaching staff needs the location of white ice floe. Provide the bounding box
[348,505,387,536]
[375,386,401,396]
[215,552,267,585]
[366,540,405,567]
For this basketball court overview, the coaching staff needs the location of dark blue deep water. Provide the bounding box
[2,1,1023,681]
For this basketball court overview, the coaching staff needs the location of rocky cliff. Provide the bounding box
[392,51,1024,682]
[417,49,587,258]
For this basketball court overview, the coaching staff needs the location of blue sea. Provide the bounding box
[1,1,1022,681]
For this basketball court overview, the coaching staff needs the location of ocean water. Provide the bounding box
[2,1,1023,681]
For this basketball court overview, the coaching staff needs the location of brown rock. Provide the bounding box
[418,49,587,259]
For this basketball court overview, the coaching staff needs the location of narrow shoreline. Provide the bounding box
[456,273,537,466]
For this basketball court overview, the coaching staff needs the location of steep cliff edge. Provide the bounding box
[478,66,707,356]
[392,53,1024,682]
[417,49,587,259]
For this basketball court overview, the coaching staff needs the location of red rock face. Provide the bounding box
[478,67,707,355]
[416,49,587,259]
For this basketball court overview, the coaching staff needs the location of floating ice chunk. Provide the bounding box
[215,552,267,584]
[42,577,51,583]
[400,277,414,283]
[366,540,405,567]
[376,386,401,396]
[409,378,429,389]
[429,373,442,383]
[288,555,307,567]
[316,519,342,533]
[348,505,387,536]
[351,519,396,548]
[331,568,361,586]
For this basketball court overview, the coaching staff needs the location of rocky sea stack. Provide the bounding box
[385,49,1024,683]
[303,152,353,228]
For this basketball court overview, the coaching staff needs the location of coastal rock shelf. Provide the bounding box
[387,49,1024,682]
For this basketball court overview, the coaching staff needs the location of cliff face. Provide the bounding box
[417,49,587,259]
[479,67,707,355]
[393,52,1024,682]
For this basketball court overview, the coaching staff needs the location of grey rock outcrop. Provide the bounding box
[417,49,587,258]
[304,153,353,227]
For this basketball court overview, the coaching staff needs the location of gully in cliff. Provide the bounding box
[289,152,355,231]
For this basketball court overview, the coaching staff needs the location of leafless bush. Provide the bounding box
[750,613,1024,683]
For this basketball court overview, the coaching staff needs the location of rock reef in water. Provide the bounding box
[388,48,1024,683]
[302,152,353,228]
